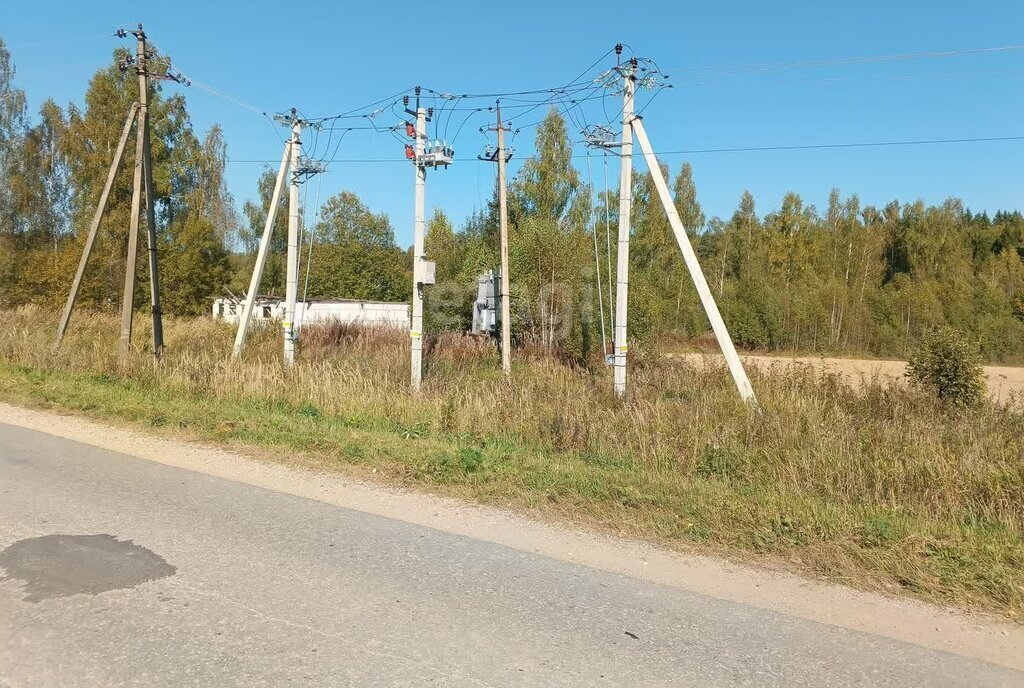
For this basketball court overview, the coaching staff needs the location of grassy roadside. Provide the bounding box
[1,306,1023,618]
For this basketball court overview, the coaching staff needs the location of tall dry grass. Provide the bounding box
[3,305,1021,530]
[2,305,1023,612]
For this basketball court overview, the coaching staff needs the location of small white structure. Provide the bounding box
[213,297,410,330]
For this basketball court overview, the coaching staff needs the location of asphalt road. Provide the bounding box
[0,423,1020,687]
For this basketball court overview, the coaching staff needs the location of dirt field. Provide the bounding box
[672,353,1024,403]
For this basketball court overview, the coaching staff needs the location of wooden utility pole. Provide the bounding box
[142,82,164,357]
[118,24,164,361]
[410,101,427,390]
[117,27,149,361]
[57,24,174,357]
[494,103,513,374]
[479,102,513,374]
[54,103,139,350]
[404,86,448,391]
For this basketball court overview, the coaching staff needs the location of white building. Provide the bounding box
[212,297,410,330]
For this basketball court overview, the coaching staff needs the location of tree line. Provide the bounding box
[2,39,1021,362]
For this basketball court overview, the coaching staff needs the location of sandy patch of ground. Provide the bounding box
[671,353,1024,403]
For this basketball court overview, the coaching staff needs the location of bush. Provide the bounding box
[906,327,985,406]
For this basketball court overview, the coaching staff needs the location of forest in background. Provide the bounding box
[2,39,1022,363]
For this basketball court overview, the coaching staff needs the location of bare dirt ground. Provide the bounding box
[1,402,1022,670]
[671,352,1024,403]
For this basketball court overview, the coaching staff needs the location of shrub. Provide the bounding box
[906,327,985,406]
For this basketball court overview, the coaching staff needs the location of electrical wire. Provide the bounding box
[585,151,609,356]
[662,44,1024,76]
[223,134,1024,165]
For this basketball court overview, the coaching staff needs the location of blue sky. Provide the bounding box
[4,0,1023,247]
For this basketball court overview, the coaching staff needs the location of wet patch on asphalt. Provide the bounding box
[0,534,175,602]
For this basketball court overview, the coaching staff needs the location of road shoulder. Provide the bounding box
[1,401,1021,670]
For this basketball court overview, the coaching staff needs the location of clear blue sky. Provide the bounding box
[5,1,1023,247]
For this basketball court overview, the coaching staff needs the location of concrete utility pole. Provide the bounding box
[631,117,757,405]
[284,115,302,366]
[479,102,514,375]
[410,102,427,390]
[142,82,164,358]
[404,87,448,391]
[612,58,636,397]
[232,140,291,359]
[496,103,512,375]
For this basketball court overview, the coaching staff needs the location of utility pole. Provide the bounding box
[612,53,635,398]
[602,44,756,406]
[56,24,183,357]
[284,114,302,366]
[410,96,427,391]
[117,27,149,361]
[233,109,320,363]
[404,87,448,391]
[479,101,513,375]
[232,140,290,358]
[631,117,757,405]
[54,103,138,350]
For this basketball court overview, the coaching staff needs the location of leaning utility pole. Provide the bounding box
[479,101,513,375]
[404,87,447,391]
[232,140,290,358]
[612,55,635,398]
[631,117,756,404]
[606,45,756,405]
[118,24,164,361]
[55,23,184,358]
[54,103,138,350]
[232,109,315,365]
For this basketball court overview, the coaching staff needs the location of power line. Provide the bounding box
[664,44,1024,76]
[684,68,1024,89]
[223,134,1024,165]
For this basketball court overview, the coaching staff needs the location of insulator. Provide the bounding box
[614,43,622,55]
[403,95,409,106]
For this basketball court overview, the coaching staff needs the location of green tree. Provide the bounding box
[302,190,408,303]
[508,108,591,354]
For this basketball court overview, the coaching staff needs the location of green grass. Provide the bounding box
[1,305,1023,618]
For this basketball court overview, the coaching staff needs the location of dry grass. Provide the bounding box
[1,304,1023,617]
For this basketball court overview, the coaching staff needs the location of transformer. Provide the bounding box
[471,270,499,336]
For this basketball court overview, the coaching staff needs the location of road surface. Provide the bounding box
[1,422,1020,687]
